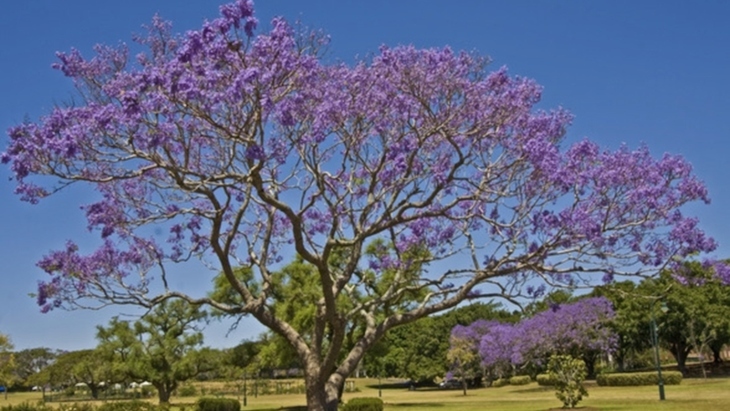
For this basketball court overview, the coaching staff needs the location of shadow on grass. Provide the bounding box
[511,386,554,394]
[364,382,432,391]
[387,403,446,408]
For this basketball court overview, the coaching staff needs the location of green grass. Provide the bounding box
[2,378,729,411]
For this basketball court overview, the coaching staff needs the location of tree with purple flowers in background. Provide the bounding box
[2,1,723,409]
[472,297,616,380]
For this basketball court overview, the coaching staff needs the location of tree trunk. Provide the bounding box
[304,376,340,411]
[669,343,691,377]
[154,382,174,405]
[89,385,100,400]
[157,388,171,405]
[712,346,722,364]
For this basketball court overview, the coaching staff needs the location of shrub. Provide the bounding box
[491,378,509,387]
[177,384,198,397]
[596,371,682,386]
[97,400,160,411]
[508,375,531,386]
[548,354,588,409]
[0,402,54,411]
[57,403,95,411]
[196,397,241,411]
[342,397,384,411]
[536,374,556,386]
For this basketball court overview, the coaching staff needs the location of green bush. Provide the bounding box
[536,373,556,386]
[548,354,588,409]
[508,376,531,386]
[196,397,241,411]
[0,402,54,411]
[97,400,161,411]
[491,378,509,387]
[177,384,198,397]
[596,371,682,386]
[342,397,384,411]
[57,404,95,411]
[140,385,155,397]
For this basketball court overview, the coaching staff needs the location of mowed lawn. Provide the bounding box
[2,378,729,410]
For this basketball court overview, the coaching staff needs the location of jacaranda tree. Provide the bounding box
[2,1,722,410]
[467,297,616,380]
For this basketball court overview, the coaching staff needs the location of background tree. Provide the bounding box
[448,320,494,393]
[0,334,14,399]
[97,300,213,404]
[591,281,653,371]
[594,262,730,375]
[12,347,58,389]
[475,297,616,379]
[31,349,112,399]
[364,302,515,384]
[652,264,730,376]
[3,1,720,409]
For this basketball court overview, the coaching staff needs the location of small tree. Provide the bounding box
[547,355,588,409]
[446,333,479,395]
[32,349,113,399]
[97,300,213,404]
[0,334,14,399]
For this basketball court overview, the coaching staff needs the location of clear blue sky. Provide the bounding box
[1,1,729,351]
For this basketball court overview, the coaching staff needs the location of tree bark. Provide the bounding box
[304,376,340,411]
[668,342,691,377]
[154,382,174,405]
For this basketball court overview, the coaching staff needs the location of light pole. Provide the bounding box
[650,302,669,401]
[243,371,247,407]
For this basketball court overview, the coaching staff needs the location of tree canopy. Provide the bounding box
[593,261,730,375]
[2,1,722,410]
[96,300,212,404]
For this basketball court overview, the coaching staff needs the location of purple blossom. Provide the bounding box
[1,0,721,323]
[456,298,617,372]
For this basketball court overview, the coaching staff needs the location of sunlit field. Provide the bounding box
[2,377,729,411]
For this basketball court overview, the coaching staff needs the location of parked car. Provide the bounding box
[0,386,5,393]
[438,379,461,389]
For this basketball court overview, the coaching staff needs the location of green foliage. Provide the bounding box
[535,374,556,386]
[0,402,166,411]
[97,401,161,411]
[365,302,517,383]
[491,378,509,387]
[596,371,683,386]
[446,335,479,391]
[0,402,53,411]
[0,333,15,392]
[12,348,57,388]
[177,383,198,397]
[342,397,384,411]
[96,300,212,404]
[523,290,574,317]
[31,349,112,399]
[593,261,730,374]
[508,375,531,386]
[196,397,241,411]
[57,404,95,411]
[547,355,588,409]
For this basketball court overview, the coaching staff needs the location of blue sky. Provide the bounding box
[1,1,729,351]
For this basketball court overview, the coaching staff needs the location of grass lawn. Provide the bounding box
[2,378,729,410]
